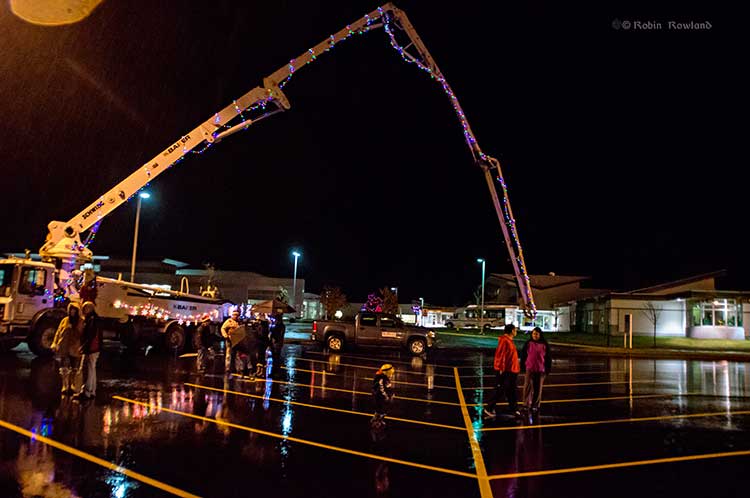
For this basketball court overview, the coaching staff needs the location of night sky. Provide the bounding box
[0,1,740,306]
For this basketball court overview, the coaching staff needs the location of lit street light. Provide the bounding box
[130,192,150,282]
[477,258,485,332]
[291,250,301,318]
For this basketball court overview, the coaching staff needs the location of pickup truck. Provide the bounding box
[312,312,437,355]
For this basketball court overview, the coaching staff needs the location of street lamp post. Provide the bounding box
[477,258,486,332]
[291,251,301,318]
[130,192,150,282]
[391,287,399,317]
[419,296,424,326]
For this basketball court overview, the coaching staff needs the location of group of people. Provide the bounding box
[50,301,103,401]
[199,309,286,379]
[483,324,552,420]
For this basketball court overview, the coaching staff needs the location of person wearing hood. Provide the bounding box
[371,364,395,428]
[73,301,101,401]
[519,327,552,413]
[483,323,521,419]
[51,302,84,394]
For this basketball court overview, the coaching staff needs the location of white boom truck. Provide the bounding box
[1,3,536,356]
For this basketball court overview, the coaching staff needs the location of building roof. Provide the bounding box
[623,270,726,294]
[490,273,590,290]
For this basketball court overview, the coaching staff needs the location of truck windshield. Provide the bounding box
[0,265,13,297]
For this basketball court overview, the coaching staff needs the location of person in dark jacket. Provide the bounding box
[371,364,395,428]
[519,327,552,413]
[195,314,214,373]
[254,316,270,378]
[270,313,285,361]
[73,301,101,401]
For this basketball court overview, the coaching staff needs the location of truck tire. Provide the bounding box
[28,317,59,357]
[408,337,427,356]
[445,321,454,329]
[326,333,344,352]
[164,323,186,353]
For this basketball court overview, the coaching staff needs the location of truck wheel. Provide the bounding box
[0,339,23,353]
[445,321,454,329]
[408,337,427,356]
[165,324,186,353]
[326,334,344,352]
[28,318,58,357]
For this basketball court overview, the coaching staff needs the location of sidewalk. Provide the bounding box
[439,330,750,361]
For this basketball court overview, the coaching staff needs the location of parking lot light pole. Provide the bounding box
[292,251,301,318]
[477,258,485,331]
[130,192,150,283]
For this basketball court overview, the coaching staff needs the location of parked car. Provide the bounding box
[312,312,436,355]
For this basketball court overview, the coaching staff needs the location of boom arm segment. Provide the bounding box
[381,6,537,317]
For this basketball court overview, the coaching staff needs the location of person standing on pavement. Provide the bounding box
[51,302,84,395]
[483,323,520,419]
[371,363,395,428]
[221,310,241,375]
[520,327,552,414]
[254,315,270,378]
[195,314,214,374]
[73,301,101,401]
[269,313,285,361]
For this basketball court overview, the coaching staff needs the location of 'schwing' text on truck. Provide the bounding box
[312,312,436,356]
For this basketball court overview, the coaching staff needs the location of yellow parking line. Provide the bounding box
[487,449,750,480]
[114,396,476,479]
[290,357,456,378]
[282,365,457,390]
[231,374,464,407]
[454,368,493,498]
[186,382,464,431]
[0,418,200,498]
[479,410,750,431]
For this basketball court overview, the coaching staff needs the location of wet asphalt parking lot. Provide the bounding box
[1,339,749,498]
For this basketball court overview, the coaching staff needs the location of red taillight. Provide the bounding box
[313,321,317,332]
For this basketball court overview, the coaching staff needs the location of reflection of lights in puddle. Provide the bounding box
[10,0,104,26]
[106,471,135,498]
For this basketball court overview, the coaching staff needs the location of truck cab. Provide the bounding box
[0,257,59,353]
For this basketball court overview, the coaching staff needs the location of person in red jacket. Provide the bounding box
[483,323,520,419]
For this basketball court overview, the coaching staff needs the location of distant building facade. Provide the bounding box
[564,271,750,340]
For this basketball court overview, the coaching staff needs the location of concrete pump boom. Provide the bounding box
[37,3,536,317]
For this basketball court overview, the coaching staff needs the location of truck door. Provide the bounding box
[356,312,379,345]
[378,314,405,346]
[13,266,51,322]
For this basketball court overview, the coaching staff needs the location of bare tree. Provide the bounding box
[380,287,399,315]
[320,286,348,320]
[642,302,663,347]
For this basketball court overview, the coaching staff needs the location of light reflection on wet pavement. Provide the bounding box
[1,344,749,497]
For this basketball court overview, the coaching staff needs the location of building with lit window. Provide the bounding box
[559,271,750,340]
